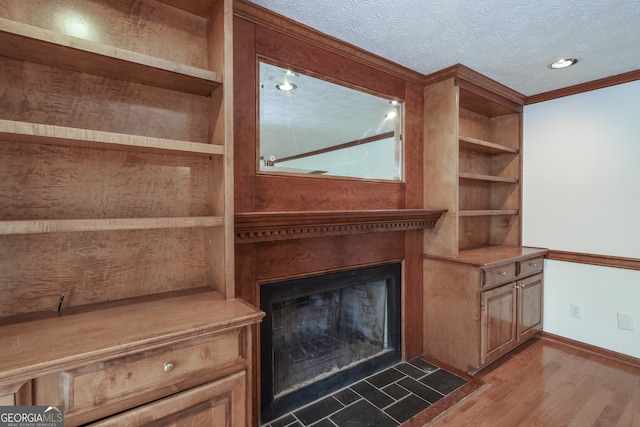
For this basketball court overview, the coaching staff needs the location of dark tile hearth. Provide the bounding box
[261,358,471,427]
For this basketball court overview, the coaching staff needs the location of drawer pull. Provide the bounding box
[500,271,507,276]
[532,263,538,268]
[163,362,174,373]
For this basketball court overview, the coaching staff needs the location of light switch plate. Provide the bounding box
[617,312,635,331]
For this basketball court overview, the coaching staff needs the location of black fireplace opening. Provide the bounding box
[260,263,401,423]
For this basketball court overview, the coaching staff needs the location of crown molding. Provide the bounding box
[526,69,640,104]
[233,0,425,86]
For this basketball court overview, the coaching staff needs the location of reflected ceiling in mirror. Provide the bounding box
[259,61,403,180]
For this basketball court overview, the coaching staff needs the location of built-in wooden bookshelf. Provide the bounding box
[423,65,524,256]
[0,0,234,312]
[0,1,261,424]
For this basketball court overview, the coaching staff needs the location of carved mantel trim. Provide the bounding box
[235,209,447,243]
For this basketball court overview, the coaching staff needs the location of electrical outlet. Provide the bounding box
[571,303,582,318]
[617,312,635,331]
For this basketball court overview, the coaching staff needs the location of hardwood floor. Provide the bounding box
[426,336,640,426]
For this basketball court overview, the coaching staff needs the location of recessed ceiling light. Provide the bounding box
[276,82,297,91]
[548,58,578,69]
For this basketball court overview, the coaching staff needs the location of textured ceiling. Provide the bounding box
[248,0,640,96]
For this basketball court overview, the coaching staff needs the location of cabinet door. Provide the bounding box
[87,371,247,427]
[517,273,543,342]
[481,282,517,365]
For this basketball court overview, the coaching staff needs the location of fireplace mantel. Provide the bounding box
[235,209,446,243]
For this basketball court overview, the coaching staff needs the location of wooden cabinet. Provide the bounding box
[1,291,262,426]
[422,66,544,372]
[0,1,264,425]
[424,246,547,373]
[481,272,543,365]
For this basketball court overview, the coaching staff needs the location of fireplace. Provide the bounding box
[260,263,401,422]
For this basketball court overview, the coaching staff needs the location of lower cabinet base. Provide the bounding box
[423,247,546,373]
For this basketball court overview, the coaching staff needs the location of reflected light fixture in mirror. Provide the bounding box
[259,61,403,180]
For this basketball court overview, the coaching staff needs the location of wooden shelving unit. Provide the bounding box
[423,65,525,256]
[0,0,235,314]
[0,1,262,424]
[422,65,544,374]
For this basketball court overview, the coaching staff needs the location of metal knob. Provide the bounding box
[532,263,538,268]
[163,362,174,373]
[501,271,507,276]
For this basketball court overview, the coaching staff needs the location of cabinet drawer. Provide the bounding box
[86,371,247,427]
[519,257,544,277]
[62,331,243,422]
[483,263,517,288]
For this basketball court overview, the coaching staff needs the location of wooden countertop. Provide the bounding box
[0,289,264,386]
[424,245,549,268]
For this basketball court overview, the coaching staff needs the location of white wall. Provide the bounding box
[523,79,640,358]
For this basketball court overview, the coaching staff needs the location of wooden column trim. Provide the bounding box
[235,209,446,243]
[546,249,640,271]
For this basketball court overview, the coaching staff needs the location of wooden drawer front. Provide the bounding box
[63,332,242,421]
[483,263,517,288]
[87,371,247,427]
[519,257,544,277]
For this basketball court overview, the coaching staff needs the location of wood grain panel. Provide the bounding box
[459,108,492,142]
[403,81,424,209]
[459,216,492,250]
[0,57,210,142]
[403,230,423,360]
[423,79,458,258]
[254,175,405,211]
[0,142,212,220]
[255,25,406,100]
[0,0,209,69]
[423,258,482,372]
[255,232,405,282]
[0,228,211,318]
[232,16,257,213]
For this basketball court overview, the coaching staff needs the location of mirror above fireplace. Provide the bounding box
[258,61,404,180]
